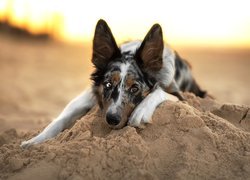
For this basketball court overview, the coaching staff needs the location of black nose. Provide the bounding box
[106,113,120,125]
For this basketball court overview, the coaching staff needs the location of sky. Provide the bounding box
[0,0,250,47]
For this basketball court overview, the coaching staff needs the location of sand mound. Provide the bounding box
[0,93,250,180]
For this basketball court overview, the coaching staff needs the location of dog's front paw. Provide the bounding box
[20,140,34,149]
[20,136,40,148]
[128,105,154,127]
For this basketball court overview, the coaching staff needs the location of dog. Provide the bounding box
[21,19,206,148]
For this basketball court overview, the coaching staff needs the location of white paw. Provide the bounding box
[20,139,35,149]
[20,135,43,148]
[168,93,179,102]
[128,104,154,127]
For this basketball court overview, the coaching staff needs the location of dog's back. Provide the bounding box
[174,52,206,98]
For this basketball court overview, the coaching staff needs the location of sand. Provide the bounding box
[0,34,250,179]
[0,93,250,180]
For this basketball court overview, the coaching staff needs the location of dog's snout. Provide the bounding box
[106,113,120,125]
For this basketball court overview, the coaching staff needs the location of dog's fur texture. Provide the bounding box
[21,19,206,148]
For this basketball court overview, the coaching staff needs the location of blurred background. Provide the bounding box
[0,0,249,133]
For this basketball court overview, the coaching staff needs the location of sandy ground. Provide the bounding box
[0,34,250,179]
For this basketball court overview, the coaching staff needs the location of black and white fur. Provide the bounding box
[21,20,206,148]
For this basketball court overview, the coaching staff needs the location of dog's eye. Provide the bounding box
[130,85,139,94]
[104,82,112,89]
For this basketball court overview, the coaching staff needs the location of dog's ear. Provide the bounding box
[92,19,120,70]
[136,24,163,72]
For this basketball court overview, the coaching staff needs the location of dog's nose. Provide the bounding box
[106,113,120,125]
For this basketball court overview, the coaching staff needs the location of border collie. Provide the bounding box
[21,19,206,148]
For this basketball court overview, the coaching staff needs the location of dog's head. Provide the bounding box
[91,19,164,129]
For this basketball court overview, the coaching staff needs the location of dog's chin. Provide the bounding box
[107,119,128,130]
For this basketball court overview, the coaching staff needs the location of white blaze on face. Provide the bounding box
[108,62,130,114]
[120,41,141,54]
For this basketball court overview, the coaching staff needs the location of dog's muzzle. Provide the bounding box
[106,113,121,126]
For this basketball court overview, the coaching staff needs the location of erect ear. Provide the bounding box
[136,24,164,72]
[92,19,121,70]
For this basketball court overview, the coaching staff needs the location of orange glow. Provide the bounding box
[0,0,250,47]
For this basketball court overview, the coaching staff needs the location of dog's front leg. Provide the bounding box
[128,87,178,127]
[21,87,96,148]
